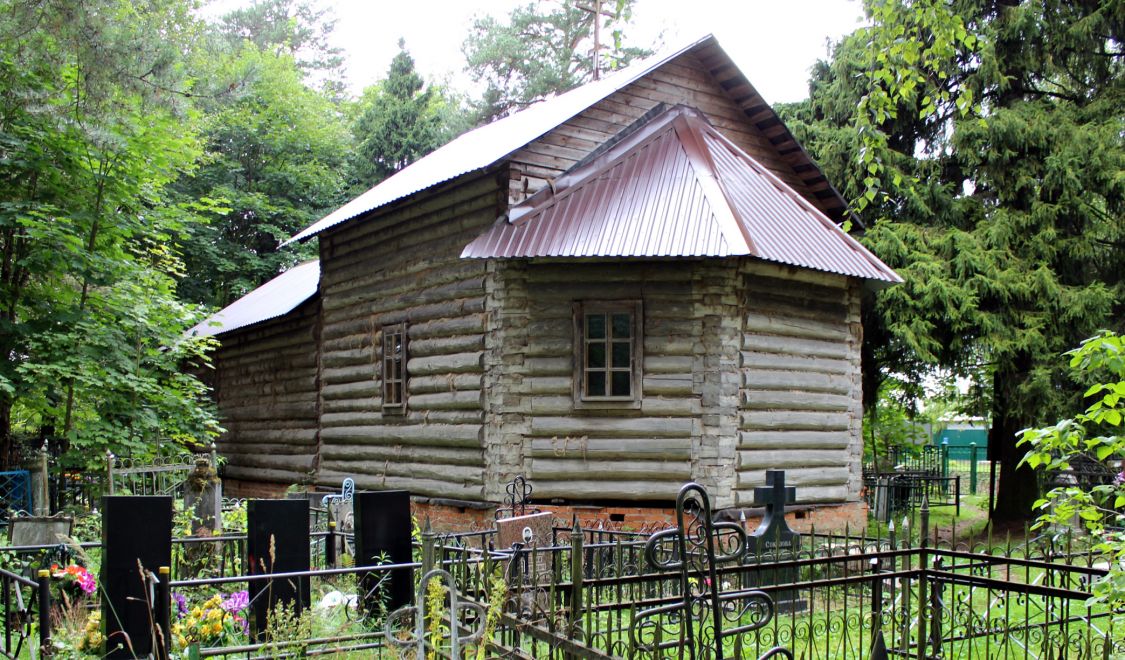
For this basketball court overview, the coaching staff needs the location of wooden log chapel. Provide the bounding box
[192,34,902,528]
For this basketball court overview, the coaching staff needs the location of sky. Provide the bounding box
[204,0,867,105]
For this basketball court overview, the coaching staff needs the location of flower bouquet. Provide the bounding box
[172,591,249,651]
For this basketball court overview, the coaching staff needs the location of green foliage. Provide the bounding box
[1020,331,1125,605]
[347,40,459,192]
[424,575,449,660]
[216,0,345,96]
[474,571,507,660]
[174,39,349,307]
[787,0,1125,521]
[462,0,651,121]
[0,0,221,465]
[863,379,932,465]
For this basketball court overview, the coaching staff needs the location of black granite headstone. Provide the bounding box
[247,499,310,641]
[745,470,805,612]
[353,490,412,612]
[101,496,172,659]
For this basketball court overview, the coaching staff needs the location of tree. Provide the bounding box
[0,0,220,466]
[1021,331,1125,604]
[462,0,651,121]
[783,0,1124,521]
[174,43,350,308]
[348,40,459,191]
[217,0,345,96]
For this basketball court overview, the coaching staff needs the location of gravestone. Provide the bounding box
[321,478,355,557]
[353,490,412,613]
[101,496,172,659]
[8,516,72,547]
[247,499,310,641]
[745,470,806,612]
[183,457,221,534]
[495,511,553,583]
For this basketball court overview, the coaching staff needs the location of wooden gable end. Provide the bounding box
[507,50,830,218]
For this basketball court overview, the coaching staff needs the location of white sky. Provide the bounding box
[204,0,867,104]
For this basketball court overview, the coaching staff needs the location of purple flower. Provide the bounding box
[172,592,188,619]
[220,590,249,614]
[1116,470,1125,485]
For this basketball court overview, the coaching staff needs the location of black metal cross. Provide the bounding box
[496,475,537,519]
[751,470,796,538]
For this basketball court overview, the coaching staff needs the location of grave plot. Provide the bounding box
[1,473,1123,659]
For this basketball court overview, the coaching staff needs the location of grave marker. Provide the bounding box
[8,515,72,547]
[246,499,310,641]
[496,511,553,584]
[101,496,172,659]
[353,490,412,612]
[745,470,805,612]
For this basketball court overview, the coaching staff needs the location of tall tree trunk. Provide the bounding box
[0,399,10,470]
[990,356,1039,522]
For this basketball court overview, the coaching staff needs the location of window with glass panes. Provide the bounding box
[382,323,406,412]
[577,303,640,401]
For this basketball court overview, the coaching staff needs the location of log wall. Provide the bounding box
[313,169,507,501]
[507,52,820,213]
[734,261,864,505]
[485,260,749,505]
[212,300,320,485]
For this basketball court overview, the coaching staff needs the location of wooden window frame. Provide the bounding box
[573,301,643,409]
[381,322,408,414]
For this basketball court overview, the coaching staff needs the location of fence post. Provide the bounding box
[157,566,171,660]
[569,519,584,635]
[421,517,435,574]
[929,556,943,658]
[969,442,978,494]
[35,444,49,515]
[105,450,115,496]
[941,439,949,479]
[36,569,50,654]
[326,521,337,569]
[870,556,883,633]
[955,476,961,517]
[916,496,930,660]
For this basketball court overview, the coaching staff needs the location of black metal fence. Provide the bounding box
[2,496,1122,658]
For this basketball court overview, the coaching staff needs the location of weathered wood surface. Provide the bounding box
[507,51,829,217]
[485,260,721,503]
[735,262,863,504]
[213,300,320,483]
[313,169,503,500]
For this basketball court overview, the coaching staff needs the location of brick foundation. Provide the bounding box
[414,498,868,535]
[223,478,868,534]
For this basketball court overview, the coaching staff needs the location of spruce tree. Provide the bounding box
[784,0,1124,522]
[349,39,448,190]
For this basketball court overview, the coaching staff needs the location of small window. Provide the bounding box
[574,302,642,405]
[382,323,407,413]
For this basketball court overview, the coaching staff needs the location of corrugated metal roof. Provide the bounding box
[188,260,320,337]
[285,33,853,245]
[284,35,716,245]
[462,106,902,284]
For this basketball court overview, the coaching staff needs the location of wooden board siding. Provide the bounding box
[507,52,821,213]
[213,300,320,485]
[485,260,748,504]
[314,169,506,501]
[735,261,863,505]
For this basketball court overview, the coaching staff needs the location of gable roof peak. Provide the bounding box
[462,103,901,285]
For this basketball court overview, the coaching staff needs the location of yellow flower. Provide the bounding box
[207,608,223,621]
